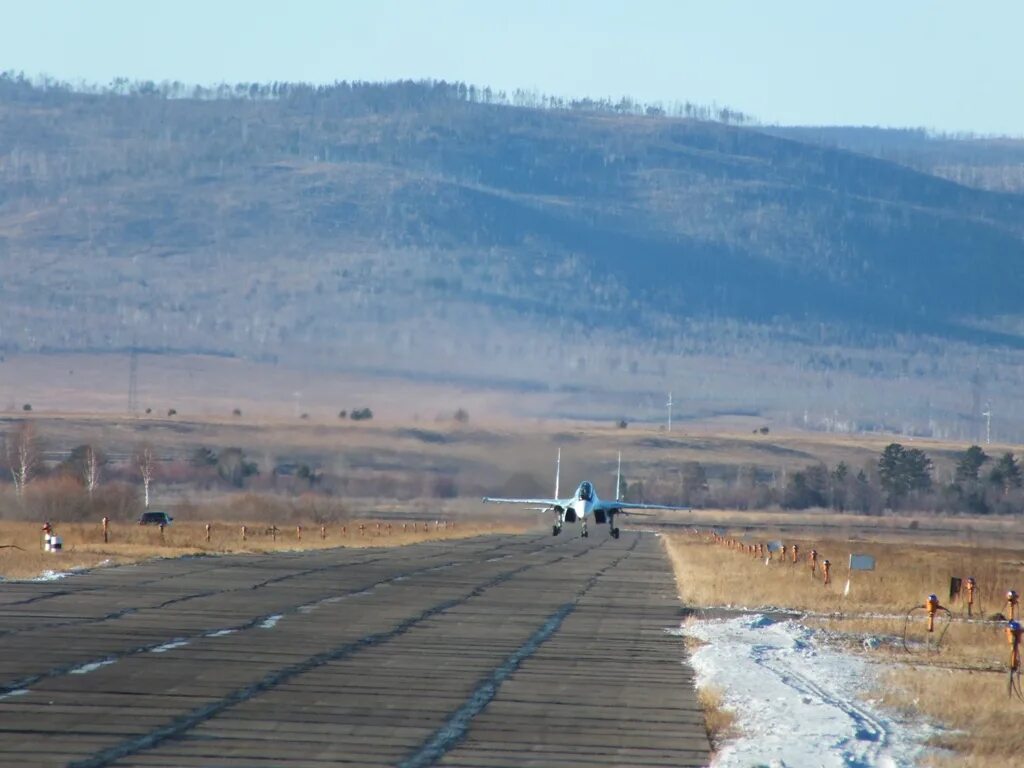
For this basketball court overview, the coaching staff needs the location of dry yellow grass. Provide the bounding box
[677,508,1024,549]
[878,668,1024,768]
[664,532,1023,617]
[697,685,737,752]
[664,531,1024,765]
[0,519,531,580]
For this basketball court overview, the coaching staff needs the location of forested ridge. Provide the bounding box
[3,75,1024,434]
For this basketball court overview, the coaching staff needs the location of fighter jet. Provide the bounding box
[482,450,688,538]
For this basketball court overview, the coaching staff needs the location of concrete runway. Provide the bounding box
[0,532,709,767]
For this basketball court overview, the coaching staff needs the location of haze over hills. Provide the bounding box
[764,126,1024,194]
[2,75,1024,436]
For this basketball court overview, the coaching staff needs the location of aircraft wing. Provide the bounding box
[598,501,690,515]
[482,496,567,510]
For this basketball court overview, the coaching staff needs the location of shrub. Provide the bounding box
[217,447,258,488]
[14,477,142,522]
[350,407,373,421]
[190,447,218,467]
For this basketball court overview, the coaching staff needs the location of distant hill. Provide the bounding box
[763,125,1024,193]
[3,76,1024,437]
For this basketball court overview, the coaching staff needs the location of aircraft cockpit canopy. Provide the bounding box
[578,482,593,501]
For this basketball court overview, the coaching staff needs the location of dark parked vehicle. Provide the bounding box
[138,511,173,526]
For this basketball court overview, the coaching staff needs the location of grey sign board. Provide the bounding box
[849,554,876,571]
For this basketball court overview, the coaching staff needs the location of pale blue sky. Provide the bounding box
[2,1,1021,134]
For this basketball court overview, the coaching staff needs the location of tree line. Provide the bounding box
[631,442,1024,516]
[5,420,1022,520]
[0,71,754,125]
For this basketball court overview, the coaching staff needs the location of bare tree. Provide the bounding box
[135,444,156,508]
[82,444,101,498]
[5,423,40,499]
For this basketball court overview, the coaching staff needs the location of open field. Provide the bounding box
[0,519,531,580]
[3,405,1021,507]
[3,406,1024,577]
[658,508,1024,550]
[665,529,1024,617]
[665,531,1024,766]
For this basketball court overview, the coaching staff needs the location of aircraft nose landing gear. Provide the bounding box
[611,527,620,539]
[581,521,589,538]
[552,523,562,536]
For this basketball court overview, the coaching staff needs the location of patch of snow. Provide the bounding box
[0,689,29,701]
[69,658,117,675]
[678,614,937,768]
[259,614,283,629]
[32,570,72,582]
[149,639,190,653]
[205,629,237,638]
[746,614,776,629]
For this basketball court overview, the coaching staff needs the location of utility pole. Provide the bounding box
[982,402,992,445]
[667,391,673,432]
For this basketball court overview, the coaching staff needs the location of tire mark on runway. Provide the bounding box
[2,558,251,607]
[0,556,384,639]
[0,535,563,695]
[2,534,532,609]
[0,536,546,639]
[64,546,590,768]
[398,536,640,768]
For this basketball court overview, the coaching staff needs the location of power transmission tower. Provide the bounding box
[667,391,673,432]
[982,402,992,445]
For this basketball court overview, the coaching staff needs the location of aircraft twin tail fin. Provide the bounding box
[554,448,561,499]
[616,451,622,501]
